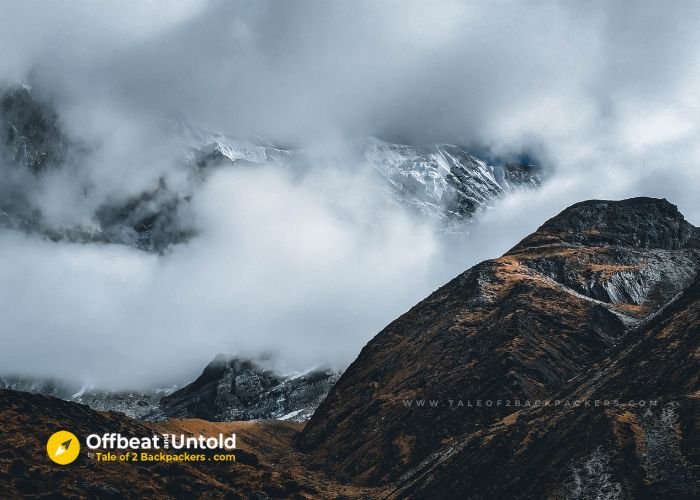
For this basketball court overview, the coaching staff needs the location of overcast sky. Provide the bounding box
[1,0,699,388]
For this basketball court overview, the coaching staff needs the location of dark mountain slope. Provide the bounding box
[1,197,698,498]
[393,273,700,499]
[158,356,340,422]
[298,197,700,486]
[0,389,383,498]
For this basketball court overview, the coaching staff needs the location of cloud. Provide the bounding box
[0,165,440,388]
[0,0,699,387]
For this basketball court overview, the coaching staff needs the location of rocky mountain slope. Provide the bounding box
[0,85,68,173]
[1,197,698,498]
[157,356,341,423]
[298,197,700,495]
[1,356,339,423]
[0,85,541,253]
[365,138,541,221]
[394,271,700,499]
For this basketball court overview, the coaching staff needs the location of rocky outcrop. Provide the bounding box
[512,197,699,251]
[158,356,341,422]
[298,197,700,492]
[0,85,68,173]
[365,138,542,221]
[91,180,194,252]
[510,198,700,311]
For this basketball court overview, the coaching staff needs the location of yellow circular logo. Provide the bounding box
[46,430,80,465]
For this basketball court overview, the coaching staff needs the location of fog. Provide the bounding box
[1,0,699,388]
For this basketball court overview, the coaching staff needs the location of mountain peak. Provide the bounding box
[510,197,698,252]
[158,355,341,422]
[298,197,700,487]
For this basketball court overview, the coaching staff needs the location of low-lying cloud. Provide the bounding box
[0,164,443,387]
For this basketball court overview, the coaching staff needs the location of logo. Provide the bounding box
[47,430,80,465]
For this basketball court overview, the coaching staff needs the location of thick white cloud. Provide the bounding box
[0,0,699,387]
[0,165,441,387]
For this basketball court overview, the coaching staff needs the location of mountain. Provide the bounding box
[157,356,341,422]
[1,197,698,498]
[180,132,542,224]
[0,85,68,173]
[1,356,340,423]
[0,389,383,498]
[0,85,193,252]
[365,138,541,221]
[394,271,700,499]
[0,376,174,420]
[0,85,541,253]
[298,197,700,495]
[72,389,173,420]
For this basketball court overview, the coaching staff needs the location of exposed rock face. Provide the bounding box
[365,138,542,221]
[0,85,67,173]
[298,197,700,493]
[1,355,339,423]
[512,197,699,251]
[91,181,194,252]
[511,199,700,312]
[72,390,170,420]
[158,356,341,422]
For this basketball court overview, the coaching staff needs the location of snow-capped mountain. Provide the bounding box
[364,137,541,221]
[168,116,301,168]
[0,85,542,253]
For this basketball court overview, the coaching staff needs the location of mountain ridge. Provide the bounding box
[297,197,700,490]
[0,85,542,252]
[1,196,697,498]
[1,355,340,424]
[393,271,700,498]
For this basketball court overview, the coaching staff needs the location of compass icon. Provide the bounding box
[47,430,80,465]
